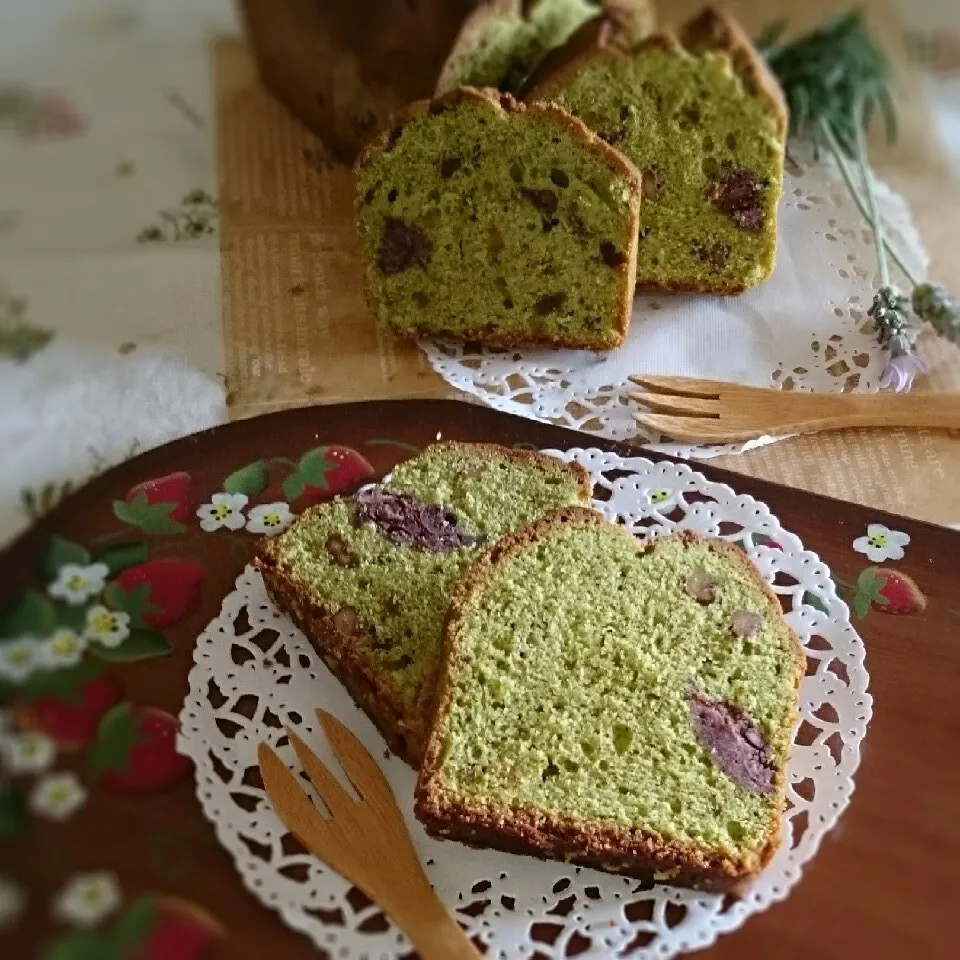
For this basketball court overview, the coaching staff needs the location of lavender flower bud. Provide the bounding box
[912,282,960,342]
[868,285,911,349]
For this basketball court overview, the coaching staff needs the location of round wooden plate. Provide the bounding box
[2,400,957,959]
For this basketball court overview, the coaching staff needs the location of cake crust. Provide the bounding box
[354,86,642,351]
[255,443,591,767]
[415,506,805,890]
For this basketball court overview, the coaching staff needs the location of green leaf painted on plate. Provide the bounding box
[40,536,91,580]
[297,447,336,489]
[851,566,887,618]
[111,896,158,950]
[223,460,269,498]
[43,931,116,960]
[113,492,187,535]
[103,582,159,629]
[53,602,89,631]
[0,787,28,839]
[802,591,830,615]
[14,658,106,704]
[87,702,140,780]
[88,628,171,663]
[853,593,872,619]
[0,590,56,639]
[94,542,148,576]
[282,472,306,502]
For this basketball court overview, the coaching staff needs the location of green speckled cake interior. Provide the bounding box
[266,447,585,715]
[539,47,783,291]
[446,0,599,93]
[435,523,799,853]
[356,94,638,349]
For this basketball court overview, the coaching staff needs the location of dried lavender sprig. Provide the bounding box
[818,119,918,285]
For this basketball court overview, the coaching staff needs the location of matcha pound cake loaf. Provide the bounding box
[255,443,590,766]
[527,7,787,294]
[416,508,805,890]
[355,87,642,350]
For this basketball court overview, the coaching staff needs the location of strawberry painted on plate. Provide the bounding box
[14,671,122,751]
[124,472,194,524]
[88,703,192,792]
[112,558,205,629]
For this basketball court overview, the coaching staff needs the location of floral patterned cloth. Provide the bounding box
[1,0,960,549]
[0,0,236,547]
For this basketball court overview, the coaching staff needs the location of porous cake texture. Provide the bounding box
[355,87,642,350]
[527,6,787,294]
[416,507,804,890]
[255,443,590,766]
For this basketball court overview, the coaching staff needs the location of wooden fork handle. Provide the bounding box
[389,882,481,960]
[802,392,960,430]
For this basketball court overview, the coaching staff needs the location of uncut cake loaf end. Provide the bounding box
[416,507,804,890]
[255,443,590,766]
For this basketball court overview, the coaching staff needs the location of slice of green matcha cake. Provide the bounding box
[416,507,804,890]
[355,87,642,350]
[255,443,590,766]
[527,7,787,294]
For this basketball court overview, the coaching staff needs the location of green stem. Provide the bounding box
[852,97,889,288]
[269,457,298,468]
[818,120,920,288]
[89,529,130,547]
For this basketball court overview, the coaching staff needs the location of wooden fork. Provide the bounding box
[258,711,479,960]
[629,375,960,444]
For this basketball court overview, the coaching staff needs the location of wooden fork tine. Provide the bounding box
[628,392,720,418]
[634,412,758,444]
[257,741,333,840]
[628,375,723,398]
[286,726,357,818]
[316,710,397,810]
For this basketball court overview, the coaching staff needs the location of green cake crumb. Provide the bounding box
[531,21,785,293]
[435,526,800,854]
[356,89,640,349]
[265,446,586,718]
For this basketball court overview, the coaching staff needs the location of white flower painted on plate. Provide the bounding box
[29,772,87,821]
[0,877,25,929]
[197,492,248,532]
[52,872,121,929]
[48,562,110,605]
[245,502,294,537]
[39,628,87,668]
[83,606,131,648]
[4,732,56,775]
[852,523,910,562]
[0,637,40,683]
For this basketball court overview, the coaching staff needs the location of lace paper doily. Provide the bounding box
[421,146,929,459]
[178,449,871,958]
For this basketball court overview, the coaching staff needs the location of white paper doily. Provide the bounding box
[178,448,871,959]
[420,145,929,459]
